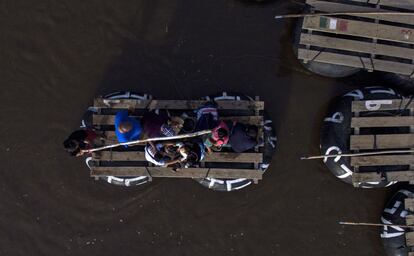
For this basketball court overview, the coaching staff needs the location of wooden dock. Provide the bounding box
[88,96,266,183]
[298,0,414,77]
[350,98,414,186]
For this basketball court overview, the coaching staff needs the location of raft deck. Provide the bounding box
[298,0,414,77]
[350,98,414,186]
[403,198,414,254]
[88,95,266,183]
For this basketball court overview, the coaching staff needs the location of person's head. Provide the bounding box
[63,139,80,156]
[183,151,199,168]
[178,145,191,159]
[118,121,133,134]
[217,128,228,139]
[169,117,184,134]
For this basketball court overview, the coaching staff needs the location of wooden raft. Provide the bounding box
[298,0,414,77]
[404,198,414,254]
[351,98,414,186]
[89,96,266,182]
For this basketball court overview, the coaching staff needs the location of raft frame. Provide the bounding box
[350,97,414,186]
[297,0,414,78]
[88,94,267,184]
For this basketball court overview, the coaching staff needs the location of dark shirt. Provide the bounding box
[229,123,258,153]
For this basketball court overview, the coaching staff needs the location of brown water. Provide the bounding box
[0,0,395,255]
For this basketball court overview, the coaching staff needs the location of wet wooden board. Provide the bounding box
[300,34,414,60]
[349,0,414,10]
[93,151,263,163]
[351,116,414,128]
[307,0,414,24]
[90,167,263,180]
[407,232,414,247]
[405,198,414,212]
[298,49,414,75]
[94,98,264,110]
[352,99,414,112]
[351,155,414,166]
[93,115,264,126]
[352,170,414,183]
[303,16,414,44]
[406,215,414,226]
[350,134,414,150]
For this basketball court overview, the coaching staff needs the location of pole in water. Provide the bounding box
[339,221,414,229]
[275,12,414,20]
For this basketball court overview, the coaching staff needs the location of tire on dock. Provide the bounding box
[293,17,361,78]
[195,92,277,191]
[320,86,403,188]
[381,187,414,256]
[83,91,152,187]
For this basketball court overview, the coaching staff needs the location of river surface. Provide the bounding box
[0,0,400,255]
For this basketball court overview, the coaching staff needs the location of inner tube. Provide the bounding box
[381,187,414,256]
[382,73,414,95]
[292,17,361,78]
[195,92,277,191]
[320,86,404,188]
[83,91,152,187]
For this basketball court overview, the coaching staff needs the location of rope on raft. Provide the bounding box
[301,149,414,160]
[275,12,414,19]
[85,129,212,153]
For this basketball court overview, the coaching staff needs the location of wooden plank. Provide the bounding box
[298,49,414,76]
[406,232,414,247]
[93,151,263,163]
[405,198,414,212]
[90,167,263,179]
[93,98,264,110]
[93,115,264,126]
[300,33,414,60]
[307,0,414,24]
[408,252,414,256]
[352,99,414,112]
[347,0,414,11]
[351,155,414,166]
[303,16,414,44]
[351,116,414,128]
[352,172,383,183]
[406,214,414,226]
[350,134,414,150]
[352,170,414,184]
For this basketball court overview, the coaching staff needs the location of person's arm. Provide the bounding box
[164,159,181,167]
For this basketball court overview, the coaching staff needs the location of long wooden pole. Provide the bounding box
[301,149,414,160]
[275,12,414,19]
[339,221,414,229]
[85,129,212,153]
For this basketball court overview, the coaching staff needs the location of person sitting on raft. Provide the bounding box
[163,140,206,168]
[144,141,183,167]
[63,129,103,156]
[203,121,230,153]
[229,123,259,153]
[115,109,142,144]
[141,110,184,138]
[194,101,219,132]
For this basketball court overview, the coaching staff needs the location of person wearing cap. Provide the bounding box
[115,109,142,144]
